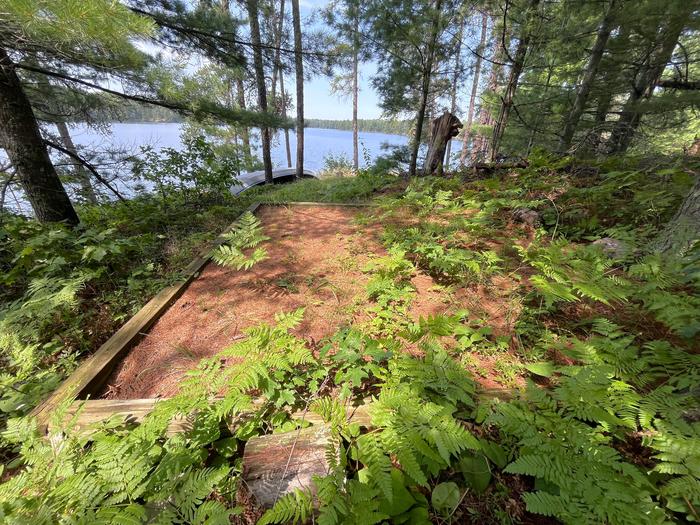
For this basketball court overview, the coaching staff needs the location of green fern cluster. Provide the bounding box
[489,314,700,523]
[211,211,270,270]
[263,347,479,525]
[362,248,416,335]
[0,310,323,524]
[517,239,630,308]
[628,254,700,338]
[489,383,669,525]
[383,220,502,284]
[0,406,237,524]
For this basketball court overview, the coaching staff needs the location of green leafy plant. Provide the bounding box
[211,211,269,270]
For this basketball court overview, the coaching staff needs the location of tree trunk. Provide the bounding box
[56,121,97,204]
[271,0,292,168]
[445,17,465,170]
[460,12,487,166]
[652,176,700,256]
[236,77,252,162]
[472,16,501,163]
[607,9,689,154]
[489,0,540,162]
[291,0,304,178]
[424,112,462,176]
[408,0,443,179]
[527,60,553,155]
[352,12,359,172]
[246,0,273,183]
[279,69,293,167]
[0,47,78,224]
[558,0,616,152]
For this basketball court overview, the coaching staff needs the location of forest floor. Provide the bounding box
[2,160,698,524]
[103,203,531,400]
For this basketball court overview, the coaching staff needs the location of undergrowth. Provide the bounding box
[1,155,698,524]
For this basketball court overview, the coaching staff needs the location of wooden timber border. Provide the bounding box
[30,201,376,432]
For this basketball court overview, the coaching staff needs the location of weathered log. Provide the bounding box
[47,398,374,438]
[243,424,332,508]
[423,112,462,176]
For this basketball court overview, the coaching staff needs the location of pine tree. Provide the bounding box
[365,0,462,177]
[558,0,618,152]
[459,11,488,165]
[292,0,305,178]
[246,0,275,184]
[488,0,541,161]
[323,0,365,171]
[0,0,278,222]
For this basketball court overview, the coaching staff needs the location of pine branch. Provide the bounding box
[43,139,127,202]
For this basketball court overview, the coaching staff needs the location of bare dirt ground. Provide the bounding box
[102,205,453,399]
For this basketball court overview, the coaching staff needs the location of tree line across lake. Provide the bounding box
[81,100,411,136]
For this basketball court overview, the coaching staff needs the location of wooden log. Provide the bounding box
[47,398,195,437]
[270,201,375,207]
[243,425,332,508]
[45,388,513,439]
[47,398,374,438]
[30,202,262,432]
[423,112,462,176]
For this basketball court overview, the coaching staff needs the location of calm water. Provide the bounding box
[70,122,463,171]
[2,122,463,214]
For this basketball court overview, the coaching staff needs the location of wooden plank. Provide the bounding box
[46,399,194,437]
[243,425,331,508]
[31,202,262,432]
[49,398,374,438]
[271,201,375,207]
[45,386,512,438]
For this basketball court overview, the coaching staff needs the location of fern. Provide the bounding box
[518,240,630,308]
[258,488,313,525]
[211,212,269,270]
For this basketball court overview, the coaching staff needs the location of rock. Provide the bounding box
[512,208,541,227]
[592,237,627,259]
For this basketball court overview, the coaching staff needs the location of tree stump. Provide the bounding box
[423,112,462,176]
[242,424,332,508]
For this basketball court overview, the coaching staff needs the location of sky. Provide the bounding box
[304,61,384,120]
[297,0,384,120]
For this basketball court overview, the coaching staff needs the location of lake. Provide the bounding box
[70,122,463,171]
[1,122,463,214]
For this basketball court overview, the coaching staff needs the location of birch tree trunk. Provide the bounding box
[246,0,274,183]
[236,77,252,162]
[271,0,292,167]
[352,11,359,172]
[0,47,78,224]
[460,12,488,166]
[558,0,616,152]
[279,69,293,167]
[472,16,501,162]
[291,0,304,178]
